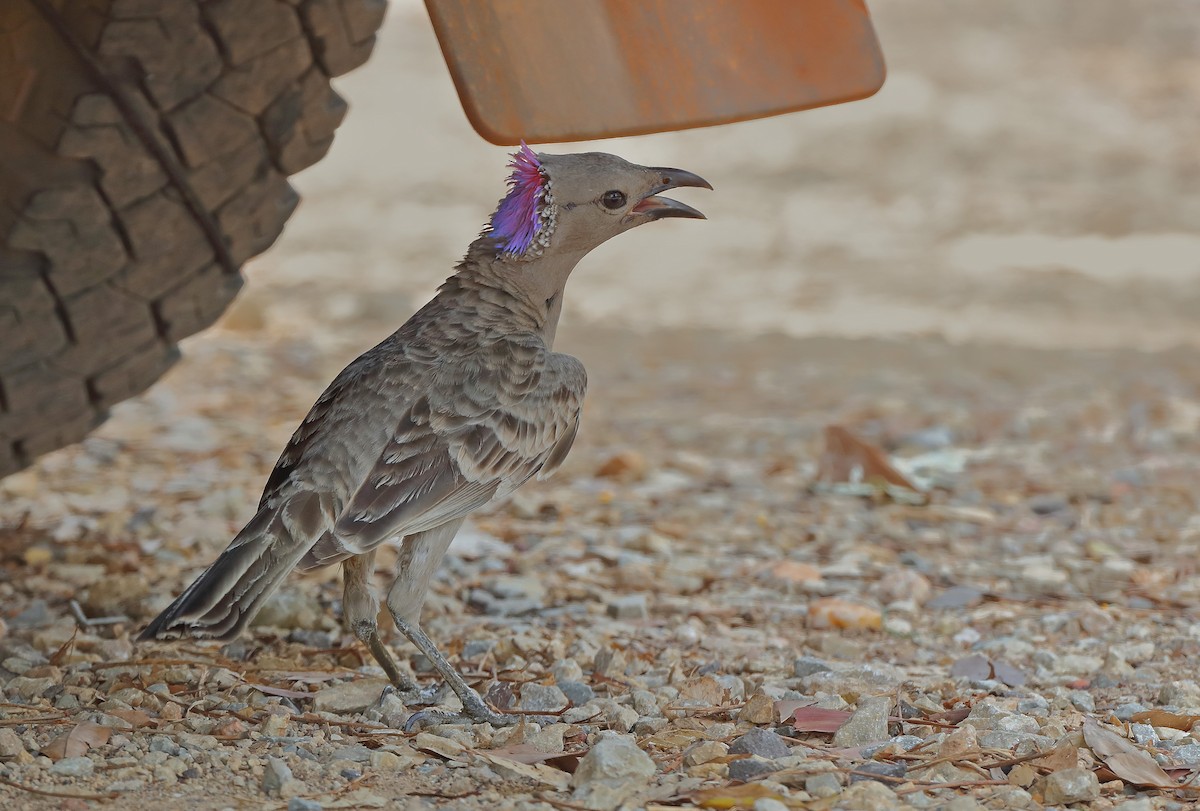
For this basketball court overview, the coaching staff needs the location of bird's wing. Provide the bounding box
[305,347,586,565]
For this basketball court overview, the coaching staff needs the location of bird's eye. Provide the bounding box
[601,190,627,210]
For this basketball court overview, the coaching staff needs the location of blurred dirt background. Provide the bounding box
[2,1,1200,809]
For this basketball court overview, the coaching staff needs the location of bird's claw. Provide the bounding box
[402,706,520,731]
[395,683,447,707]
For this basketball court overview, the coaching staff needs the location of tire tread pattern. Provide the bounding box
[0,0,385,475]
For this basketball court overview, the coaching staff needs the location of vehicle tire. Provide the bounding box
[0,0,386,477]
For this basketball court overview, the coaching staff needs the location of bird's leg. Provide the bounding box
[385,520,517,727]
[341,552,417,692]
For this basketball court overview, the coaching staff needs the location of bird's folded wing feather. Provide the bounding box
[305,350,585,564]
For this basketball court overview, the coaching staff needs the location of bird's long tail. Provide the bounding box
[139,493,329,642]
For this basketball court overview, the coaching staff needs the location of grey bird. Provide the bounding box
[139,146,710,724]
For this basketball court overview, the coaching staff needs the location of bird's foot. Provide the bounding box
[385,681,518,729]
[402,703,520,732]
[394,682,446,708]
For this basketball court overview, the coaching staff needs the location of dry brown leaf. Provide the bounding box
[817,425,920,491]
[1129,709,1200,731]
[690,782,784,809]
[790,706,852,734]
[1104,752,1177,789]
[681,675,726,704]
[105,708,153,728]
[1009,762,1038,787]
[477,751,571,790]
[1033,743,1079,772]
[246,682,313,699]
[42,721,111,760]
[1082,719,1177,789]
[1082,719,1137,759]
[486,743,573,766]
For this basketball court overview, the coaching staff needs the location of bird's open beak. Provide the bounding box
[632,167,712,220]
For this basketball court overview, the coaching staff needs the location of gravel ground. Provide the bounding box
[4,327,1200,810]
[3,1,1199,809]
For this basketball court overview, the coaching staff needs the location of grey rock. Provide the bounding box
[1067,689,1096,713]
[263,756,294,795]
[752,798,790,811]
[558,680,595,706]
[1016,696,1050,717]
[252,589,326,630]
[148,735,180,755]
[727,756,779,781]
[606,595,648,620]
[978,731,1052,751]
[832,696,891,747]
[289,630,336,649]
[728,728,791,760]
[572,731,656,810]
[330,744,373,763]
[800,663,902,694]
[552,658,584,683]
[0,728,25,759]
[861,735,924,757]
[462,639,497,659]
[7,676,56,701]
[487,575,545,601]
[850,760,906,784]
[805,771,842,798]
[106,779,145,792]
[1037,767,1100,804]
[631,689,660,716]
[50,756,94,777]
[1115,702,1148,720]
[793,656,832,678]
[1130,723,1158,746]
[520,683,569,713]
[1114,799,1156,811]
[312,678,391,714]
[1171,743,1200,764]
[288,799,324,811]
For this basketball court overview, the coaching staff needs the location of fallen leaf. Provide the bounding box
[1033,743,1079,772]
[478,751,571,790]
[486,744,581,767]
[105,708,154,728]
[990,659,1027,687]
[1105,752,1178,789]
[1129,709,1200,731]
[1009,762,1038,787]
[681,675,727,704]
[246,682,314,699]
[924,707,971,725]
[42,721,111,760]
[817,425,921,491]
[949,654,1026,687]
[790,706,852,734]
[775,699,808,722]
[690,782,784,809]
[1082,719,1177,789]
[1082,719,1136,759]
[950,654,992,681]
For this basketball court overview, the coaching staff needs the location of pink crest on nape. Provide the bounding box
[488,141,548,256]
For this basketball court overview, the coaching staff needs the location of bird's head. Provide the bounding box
[484,144,711,262]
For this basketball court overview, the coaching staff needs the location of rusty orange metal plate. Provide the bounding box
[424,0,886,145]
